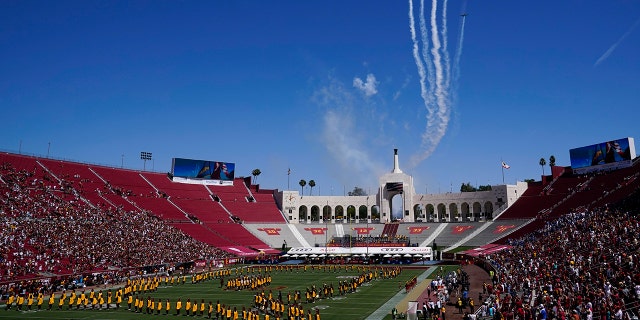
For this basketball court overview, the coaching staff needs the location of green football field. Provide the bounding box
[0,264,445,320]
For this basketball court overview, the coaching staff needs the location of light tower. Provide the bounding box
[140,151,152,171]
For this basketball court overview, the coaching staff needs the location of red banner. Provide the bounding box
[493,225,515,234]
[351,227,375,235]
[304,227,327,235]
[257,228,281,235]
[452,225,474,234]
[407,226,430,234]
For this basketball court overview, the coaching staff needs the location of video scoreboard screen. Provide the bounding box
[569,137,635,174]
[171,158,235,185]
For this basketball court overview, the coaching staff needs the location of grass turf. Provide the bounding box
[1,265,430,320]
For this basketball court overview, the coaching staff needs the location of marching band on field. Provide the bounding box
[4,264,403,320]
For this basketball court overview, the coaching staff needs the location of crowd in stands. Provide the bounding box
[482,202,640,320]
[0,161,230,284]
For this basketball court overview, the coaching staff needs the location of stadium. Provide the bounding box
[1,136,639,320]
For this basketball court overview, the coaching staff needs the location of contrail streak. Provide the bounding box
[441,0,451,94]
[437,0,452,143]
[425,0,449,157]
[595,16,640,67]
[419,0,435,108]
[409,0,431,119]
[418,0,437,144]
[409,0,467,167]
[409,0,448,166]
[429,0,444,102]
[453,13,467,90]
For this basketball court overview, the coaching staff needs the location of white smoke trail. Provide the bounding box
[594,16,640,67]
[408,0,431,114]
[429,0,444,99]
[419,0,436,107]
[452,15,466,86]
[428,0,449,126]
[441,0,452,94]
[408,0,446,166]
[409,0,466,167]
[437,0,452,148]
[422,0,450,160]
[451,0,467,111]
[417,0,439,160]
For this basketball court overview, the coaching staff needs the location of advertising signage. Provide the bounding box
[569,137,635,174]
[171,158,235,186]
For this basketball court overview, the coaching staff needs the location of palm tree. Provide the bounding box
[549,155,556,168]
[251,168,261,185]
[299,179,306,196]
[308,180,316,196]
[539,158,547,176]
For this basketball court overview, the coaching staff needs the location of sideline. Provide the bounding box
[365,266,437,320]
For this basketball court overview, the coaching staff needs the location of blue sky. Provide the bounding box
[1,0,639,195]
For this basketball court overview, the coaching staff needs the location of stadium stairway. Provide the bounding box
[420,223,448,247]
[287,224,311,247]
[445,221,494,251]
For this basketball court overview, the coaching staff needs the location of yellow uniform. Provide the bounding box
[17,295,25,310]
[76,292,83,309]
[69,291,76,307]
[58,291,67,309]
[27,293,34,310]
[176,299,182,315]
[116,291,122,309]
[7,294,15,310]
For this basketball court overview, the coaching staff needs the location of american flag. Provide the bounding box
[386,182,404,192]
[501,161,511,169]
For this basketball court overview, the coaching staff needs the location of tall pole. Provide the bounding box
[402,190,405,221]
[349,206,352,250]
[287,168,290,190]
[47,142,50,158]
[121,154,124,168]
[325,200,328,263]
[140,152,152,171]
[366,196,369,260]
[379,186,382,222]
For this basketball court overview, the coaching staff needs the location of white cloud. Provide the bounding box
[311,76,384,189]
[393,75,412,101]
[353,73,379,97]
